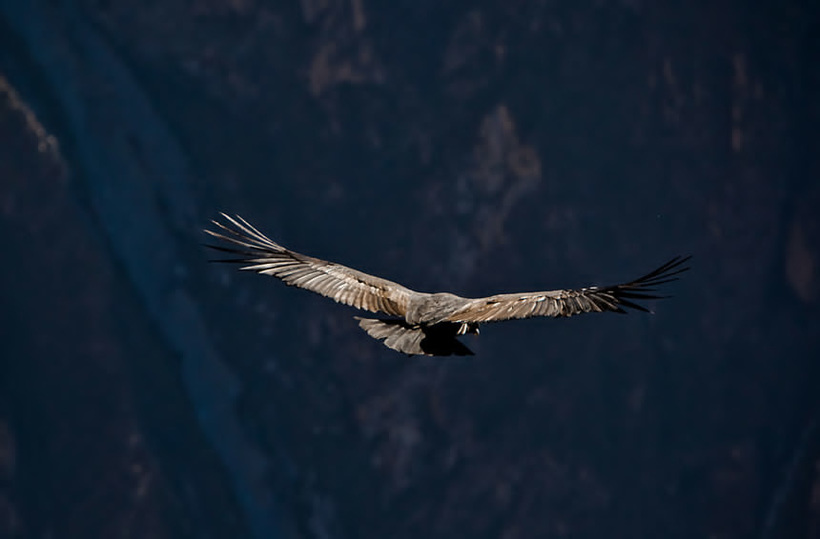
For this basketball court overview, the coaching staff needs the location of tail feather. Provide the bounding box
[355,317,473,356]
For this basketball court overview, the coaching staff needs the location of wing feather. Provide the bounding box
[446,256,691,323]
[205,214,415,316]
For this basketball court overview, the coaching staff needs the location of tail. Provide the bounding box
[355,317,474,357]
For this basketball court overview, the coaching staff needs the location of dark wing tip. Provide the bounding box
[633,255,692,284]
[604,255,691,313]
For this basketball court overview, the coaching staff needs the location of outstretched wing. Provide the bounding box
[205,214,415,316]
[444,256,691,323]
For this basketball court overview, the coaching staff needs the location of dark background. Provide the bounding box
[1,0,818,538]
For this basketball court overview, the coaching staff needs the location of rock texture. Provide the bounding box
[0,0,818,538]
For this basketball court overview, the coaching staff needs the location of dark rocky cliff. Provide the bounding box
[0,0,818,538]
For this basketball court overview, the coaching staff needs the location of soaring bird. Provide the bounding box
[205,214,690,356]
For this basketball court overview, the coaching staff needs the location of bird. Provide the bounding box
[205,213,690,356]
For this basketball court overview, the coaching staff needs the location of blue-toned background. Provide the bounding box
[0,1,817,538]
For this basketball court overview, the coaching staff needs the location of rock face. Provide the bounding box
[0,1,818,538]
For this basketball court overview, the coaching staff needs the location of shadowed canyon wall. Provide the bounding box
[0,1,818,537]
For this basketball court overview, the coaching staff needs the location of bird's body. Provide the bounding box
[205,214,690,356]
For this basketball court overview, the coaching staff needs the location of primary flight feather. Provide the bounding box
[205,213,690,356]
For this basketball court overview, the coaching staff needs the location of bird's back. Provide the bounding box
[405,292,469,325]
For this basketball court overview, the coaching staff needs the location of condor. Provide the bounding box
[206,214,689,356]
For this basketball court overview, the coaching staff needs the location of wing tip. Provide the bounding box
[611,255,690,313]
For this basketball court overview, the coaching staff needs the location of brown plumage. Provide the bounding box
[205,214,690,356]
